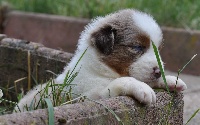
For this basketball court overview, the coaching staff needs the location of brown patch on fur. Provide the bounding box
[136,34,150,50]
[102,33,150,76]
[102,46,135,76]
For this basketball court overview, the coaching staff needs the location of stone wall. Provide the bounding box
[0,35,73,101]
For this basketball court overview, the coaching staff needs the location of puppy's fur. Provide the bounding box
[16,9,187,112]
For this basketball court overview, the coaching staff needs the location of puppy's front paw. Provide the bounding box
[101,77,156,105]
[133,83,156,105]
[161,75,187,92]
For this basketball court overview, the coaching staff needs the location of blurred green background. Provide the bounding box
[1,0,200,30]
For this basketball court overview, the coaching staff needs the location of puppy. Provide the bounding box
[16,9,187,112]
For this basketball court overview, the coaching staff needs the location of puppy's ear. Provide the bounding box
[91,25,116,55]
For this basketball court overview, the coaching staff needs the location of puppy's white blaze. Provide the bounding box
[129,53,155,82]
[129,46,164,83]
[132,10,163,47]
[129,10,164,83]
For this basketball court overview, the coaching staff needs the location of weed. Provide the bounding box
[14,49,82,110]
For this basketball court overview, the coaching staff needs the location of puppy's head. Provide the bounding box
[89,9,163,83]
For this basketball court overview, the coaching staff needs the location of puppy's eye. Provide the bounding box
[133,45,145,51]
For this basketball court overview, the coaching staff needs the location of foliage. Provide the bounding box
[1,0,200,30]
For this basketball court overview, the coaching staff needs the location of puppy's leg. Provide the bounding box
[156,75,187,92]
[99,77,156,105]
[14,83,47,112]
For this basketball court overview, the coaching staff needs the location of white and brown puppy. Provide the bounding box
[16,9,187,112]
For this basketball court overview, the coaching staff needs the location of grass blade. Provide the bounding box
[68,48,88,78]
[179,54,197,74]
[185,108,200,125]
[176,54,197,86]
[45,70,58,77]
[87,98,124,125]
[152,41,170,93]
[27,51,31,90]
[44,98,54,125]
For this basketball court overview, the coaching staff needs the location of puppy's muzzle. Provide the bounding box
[153,67,161,79]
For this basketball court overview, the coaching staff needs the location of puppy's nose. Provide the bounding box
[153,67,161,79]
